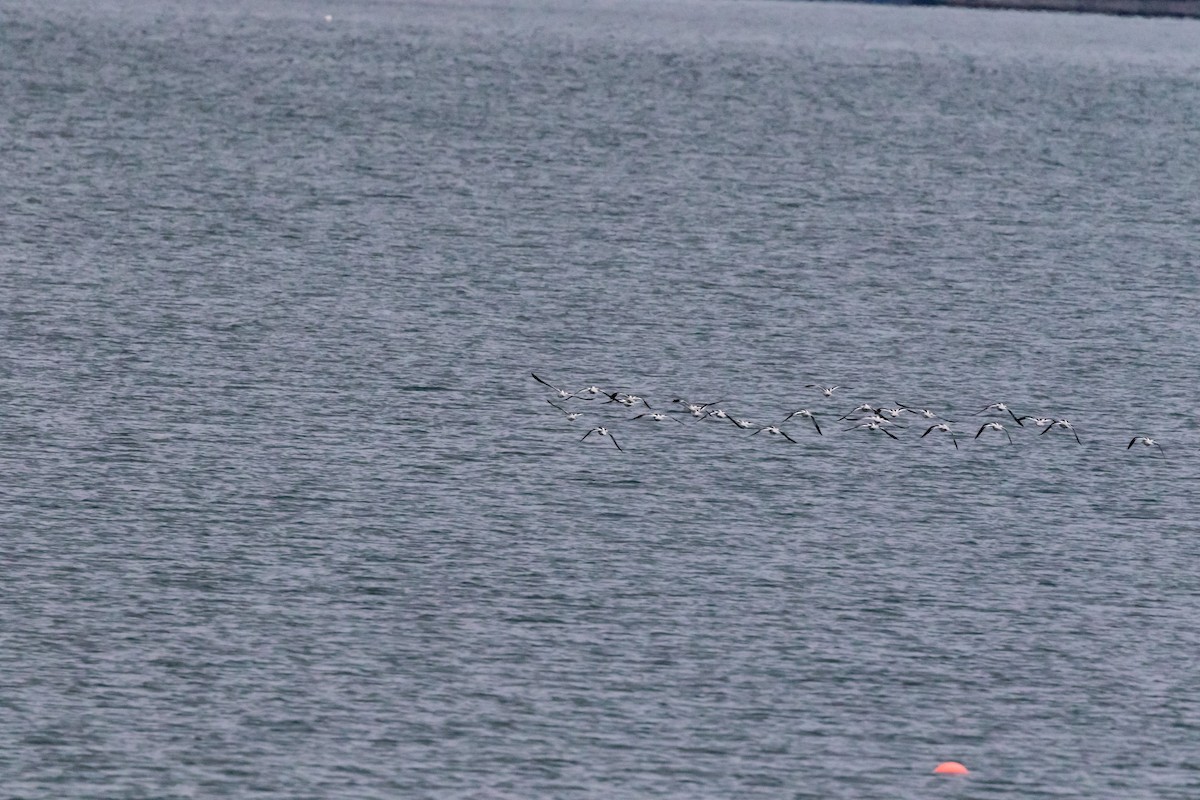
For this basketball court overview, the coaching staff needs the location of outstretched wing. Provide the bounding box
[532,372,559,390]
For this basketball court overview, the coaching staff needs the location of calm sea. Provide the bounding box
[2,0,1199,797]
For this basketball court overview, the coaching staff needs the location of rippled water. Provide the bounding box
[3,0,1200,797]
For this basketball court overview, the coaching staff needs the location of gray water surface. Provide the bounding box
[2,0,1199,797]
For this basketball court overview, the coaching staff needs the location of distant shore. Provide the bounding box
[907,0,1200,17]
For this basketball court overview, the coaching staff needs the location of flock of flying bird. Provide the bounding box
[532,373,1167,457]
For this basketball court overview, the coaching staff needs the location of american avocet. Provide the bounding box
[900,405,944,421]
[547,400,584,422]
[921,423,958,449]
[782,408,822,435]
[975,422,1013,444]
[838,403,878,421]
[672,398,720,411]
[806,384,849,398]
[582,426,623,451]
[532,372,590,401]
[632,411,685,424]
[1040,419,1081,444]
[604,391,651,410]
[845,420,899,440]
[673,398,720,419]
[1128,437,1165,457]
[976,402,1023,426]
[752,425,798,443]
[1016,416,1054,429]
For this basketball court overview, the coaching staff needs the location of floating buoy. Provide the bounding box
[933,761,969,775]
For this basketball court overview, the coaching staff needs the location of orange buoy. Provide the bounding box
[933,761,969,775]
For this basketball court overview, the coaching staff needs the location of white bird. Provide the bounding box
[604,391,651,410]
[729,417,755,429]
[632,412,684,424]
[1040,419,1081,445]
[1016,416,1054,429]
[672,398,720,412]
[547,400,583,422]
[1128,437,1165,457]
[838,403,878,421]
[975,422,1013,444]
[976,402,1023,426]
[752,425,798,443]
[532,372,590,401]
[703,409,731,421]
[921,423,958,449]
[673,399,720,419]
[900,405,943,420]
[845,420,899,440]
[806,384,849,398]
[782,408,822,435]
[582,426,623,451]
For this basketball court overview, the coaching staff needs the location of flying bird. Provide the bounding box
[632,412,685,424]
[782,408,822,435]
[975,422,1014,444]
[673,398,721,410]
[532,373,590,401]
[900,405,944,420]
[1128,437,1165,457]
[845,421,900,440]
[752,425,798,443]
[838,403,879,421]
[921,423,958,449]
[976,402,1023,426]
[581,426,623,451]
[547,400,583,422]
[1040,419,1081,445]
[806,384,849,398]
[604,391,651,409]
